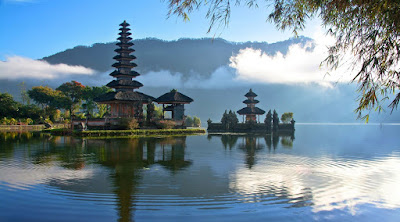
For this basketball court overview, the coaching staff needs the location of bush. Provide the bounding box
[185,116,194,127]
[193,116,201,127]
[25,118,33,125]
[9,118,18,125]
[157,120,175,129]
[281,112,294,123]
[119,118,140,130]
[75,113,86,120]
[44,118,53,125]
[127,118,139,130]
[1,117,10,125]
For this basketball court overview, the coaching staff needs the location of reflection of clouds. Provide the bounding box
[0,160,93,190]
[230,153,400,213]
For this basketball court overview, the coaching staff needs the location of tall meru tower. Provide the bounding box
[95,21,154,120]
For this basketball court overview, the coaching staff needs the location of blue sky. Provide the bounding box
[0,0,319,60]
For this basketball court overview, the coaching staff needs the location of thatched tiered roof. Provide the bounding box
[237,107,266,115]
[95,91,155,103]
[245,89,257,98]
[155,90,193,104]
[237,89,265,116]
[243,99,260,104]
[95,21,153,104]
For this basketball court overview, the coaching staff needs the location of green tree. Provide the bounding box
[185,116,194,127]
[18,104,43,121]
[193,116,201,127]
[82,86,112,116]
[227,110,238,126]
[146,101,156,123]
[27,86,55,109]
[154,105,163,119]
[57,81,85,115]
[28,86,71,110]
[0,93,19,118]
[165,0,400,121]
[280,112,293,123]
[18,82,31,105]
[28,86,72,121]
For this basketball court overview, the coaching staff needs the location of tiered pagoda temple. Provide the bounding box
[207,89,295,133]
[155,89,193,124]
[95,21,154,119]
[237,89,265,123]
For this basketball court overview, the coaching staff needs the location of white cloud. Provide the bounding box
[0,56,95,80]
[140,66,245,89]
[229,30,354,88]
[0,160,94,190]
[140,70,184,88]
[137,29,355,89]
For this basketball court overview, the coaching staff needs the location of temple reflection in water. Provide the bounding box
[208,132,295,168]
[3,128,398,221]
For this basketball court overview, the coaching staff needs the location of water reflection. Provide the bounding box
[0,134,190,222]
[208,133,295,168]
[1,127,400,221]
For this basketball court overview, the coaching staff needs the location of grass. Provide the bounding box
[43,128,206,138]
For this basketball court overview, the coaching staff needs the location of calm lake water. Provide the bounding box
[1,125,400,222]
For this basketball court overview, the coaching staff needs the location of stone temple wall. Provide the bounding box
[207,122,294,133]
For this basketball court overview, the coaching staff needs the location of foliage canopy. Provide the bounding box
[280,112,293,123]
[165,0,400,121]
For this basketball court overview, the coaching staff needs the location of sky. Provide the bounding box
[0,0,320,60]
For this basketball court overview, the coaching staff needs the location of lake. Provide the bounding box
[1,124,400,221]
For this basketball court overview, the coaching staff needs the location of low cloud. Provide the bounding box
[230,31,354,88]
[138,30,353,89]
[0,56,94,80]
[140,66,248,89]
[1,30,354,89]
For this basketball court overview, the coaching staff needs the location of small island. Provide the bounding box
[207,89,295,133]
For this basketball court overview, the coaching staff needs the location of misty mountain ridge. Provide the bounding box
[42,36,313,78]
[1,36,399,123]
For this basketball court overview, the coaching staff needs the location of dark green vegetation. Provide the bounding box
[1,92,41,125]
[184,115,201,127]
[281,112,293,123]
[165,0,400,121]
[0,81,112,125]
[43,128,206,138]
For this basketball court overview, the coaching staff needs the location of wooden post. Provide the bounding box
[162,104,165,119]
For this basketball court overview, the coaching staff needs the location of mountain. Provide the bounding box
[42,37,313,77]
[1,37,399,123]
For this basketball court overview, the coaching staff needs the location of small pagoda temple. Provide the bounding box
[95,21,154,120]
[207,89,294,133]
[237,89,265,123]
[155,89,193,123]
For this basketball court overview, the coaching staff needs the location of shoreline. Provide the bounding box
[42,128,207,138]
